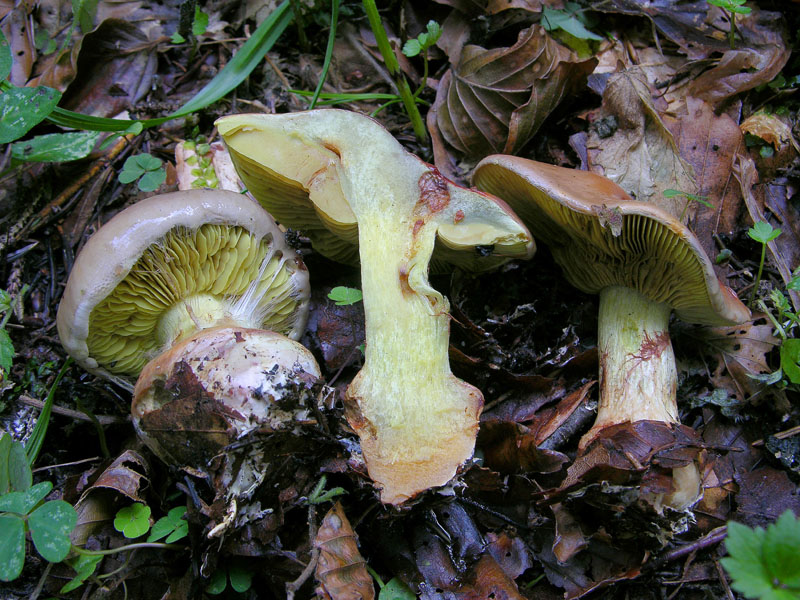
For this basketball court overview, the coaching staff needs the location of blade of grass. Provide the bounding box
[43,0,293,132]
[308,0,339,109]
[25,358,73,466]
[361,0,427,141]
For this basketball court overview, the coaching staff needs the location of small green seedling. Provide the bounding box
[745,133,776,159]
[721,510,800,600]
[328,286,363,306]
[663,188,714,208]
[172,5,209,43]
[707,0,751,49]
[0,435,77,582]
[118,153,167,192]
[207,561,253,595]
[114,502,151,538]
[306,475,347,505]
[402,20,441,58]
[748,221,781,306]
[147,506,188,543]
[60,553,103,593]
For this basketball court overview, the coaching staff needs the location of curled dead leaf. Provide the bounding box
[430,25,596,161]
[585,68,695,218]
[314,502,375,600]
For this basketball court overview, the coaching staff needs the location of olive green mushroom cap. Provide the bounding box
[57,190,311,390]
[215,109,534,271]
[473,156,750,326]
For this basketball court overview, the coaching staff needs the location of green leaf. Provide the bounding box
[0,328,13,374]
[137,168,167,192]
[380,577,416,600]
[541,6,603,41]
[402,39,421,58]
[72,0,98,33]
[0,32,11,82]
[424,20,442,46]
[0,481,52,514]
[60,553,103,593]
[760,145,775,158]
[11,131,101,162]
[328,286,363,306]
[749,221,782,244]
[147,506,188,543]
[6,439,32,493]
[192,6,209,36]
[764,510,800,588]
[0,436,9,495]
[206,569,227,595]
[171,31,186,44]
[780,339,800,384]
[722,521,776,598]
[28,500,77,562]
[0,514,25,581]
[228,563,253,593]
[114,503,151,538]
[0,86,62,144]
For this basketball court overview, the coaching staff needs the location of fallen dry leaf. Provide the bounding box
[735,152,800,311]
[585,68,695,217]
[673,96,746,260]
[686,317,780,404]
[314,502,375,600]
[687,7,790,106]
[430,25,596,161]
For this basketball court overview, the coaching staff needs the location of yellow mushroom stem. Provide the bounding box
[582,285,700,509]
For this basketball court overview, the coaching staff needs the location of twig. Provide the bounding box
[715,558,736,600]
[29,561,53,600]
[644,526,727,571]
[286,503,320,599]
[751,423,800,447]
[17,394,128,425]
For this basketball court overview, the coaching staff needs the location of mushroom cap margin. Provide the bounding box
[473,155,751,326]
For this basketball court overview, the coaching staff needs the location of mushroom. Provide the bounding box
[216,109,534,504]
[472,156,750,508]
[57,190,321,501]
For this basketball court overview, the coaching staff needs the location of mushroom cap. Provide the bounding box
[215,109,534,271]
[57,190,311,390]
[132,325,322,472]
[473,156,750,326]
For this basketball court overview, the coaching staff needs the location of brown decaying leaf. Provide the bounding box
[674,97,746,261]
[735,153,800,311]
[478,420,569,474]
[59,19,158,118]
[688,8,790,107]
[2,5,34,85]
[689,318,779,404]
[70,450,151,546]
[551,502,587,563]
[314,502,375,600]
[594,0,723,60]
[554,421,704,500]
[585,68,695,218]
[431,25,596,161]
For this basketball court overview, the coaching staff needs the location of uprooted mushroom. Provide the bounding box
[216,109,534,504]
[473,157,750,509]
[57,190,326,517]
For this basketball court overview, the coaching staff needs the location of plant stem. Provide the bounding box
[73,542,184,556]
[361,0,428,142]
[750,241,766,307]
